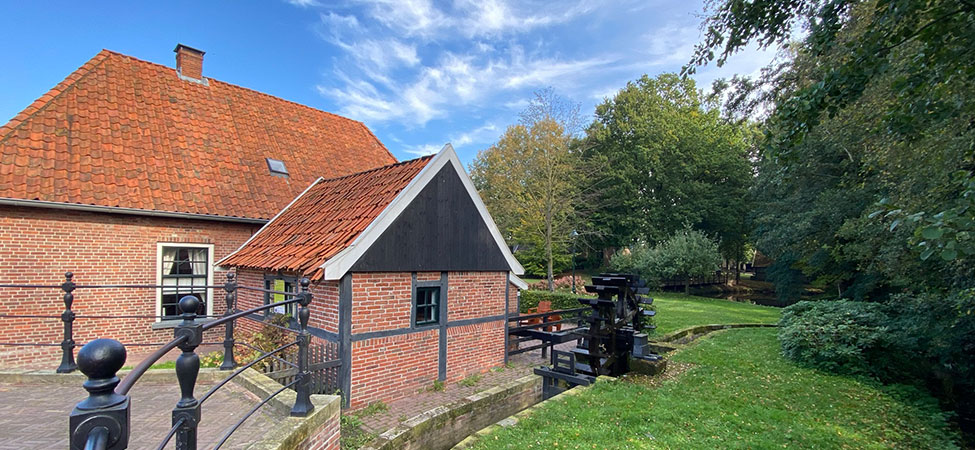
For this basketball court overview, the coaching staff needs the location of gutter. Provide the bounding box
[0,197,269,225]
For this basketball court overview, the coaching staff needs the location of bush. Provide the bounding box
[778,300,894,376]
[779,291,975,428]
[520,290,589,313]
[610,228,721,292]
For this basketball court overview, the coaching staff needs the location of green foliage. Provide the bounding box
[695,0,975,299]
[429,379,445,392]
[472,90,596,288]
[519,289,589,313]
[610,228,722,290]
[234,314,294,370]
[778,300,894,376]
[584,74,753,264]
[459,374,482,387]
[515,237,571,278]
[468,328,959,449]
[780,291,975,421]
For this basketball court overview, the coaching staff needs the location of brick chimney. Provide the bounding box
[174,44,205,81]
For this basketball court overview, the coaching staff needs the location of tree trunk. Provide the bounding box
[546,210,554,291]
[684,279,690,295]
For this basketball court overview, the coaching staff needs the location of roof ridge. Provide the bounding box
[318,154,434,184]
[0,49,113,141]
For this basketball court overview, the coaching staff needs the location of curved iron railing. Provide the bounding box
[62,273,320,449]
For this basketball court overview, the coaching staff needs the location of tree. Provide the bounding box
[585,74,753,268]
[610,228,722,294]
[471,118,584,290]
[692,0,975,299]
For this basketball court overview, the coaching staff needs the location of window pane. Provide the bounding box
[415,287,440,325]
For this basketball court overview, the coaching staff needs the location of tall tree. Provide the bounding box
[692,0,975,298]
[584,74,753,268]
[472,119,584,290]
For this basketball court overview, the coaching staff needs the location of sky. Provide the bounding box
[0,0,775,165]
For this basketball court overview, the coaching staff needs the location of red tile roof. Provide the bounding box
[219,156,432,279]
[0,49,397,220]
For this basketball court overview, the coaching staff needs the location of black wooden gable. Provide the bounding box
[350,163,510,272]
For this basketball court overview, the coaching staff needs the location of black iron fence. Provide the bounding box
[0,272,341,449]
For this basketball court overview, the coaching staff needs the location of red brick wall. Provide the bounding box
[447,271,506,321]
[0,206,259,367]
[297,410,341,450]
[349,272,411,334]
[347,270,507,408]
[446,320,505,382]
[349,328,439,409]
[508,281,521,313]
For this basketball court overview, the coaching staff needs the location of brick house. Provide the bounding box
[219,144,526,408]
[0,44,397,366]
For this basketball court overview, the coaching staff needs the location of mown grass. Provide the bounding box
[650,292,781,335]
[467,328,959,449]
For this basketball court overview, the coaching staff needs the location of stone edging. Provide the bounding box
[234,368,342,450]
[452,375,614,449]
[362,374,543,450]
[653,323,777,343]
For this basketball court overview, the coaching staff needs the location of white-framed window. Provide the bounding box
[156,243,214,321]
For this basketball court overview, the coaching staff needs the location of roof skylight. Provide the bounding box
[266,158,289,176]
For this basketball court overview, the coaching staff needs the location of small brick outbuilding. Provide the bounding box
[219,145,526,408]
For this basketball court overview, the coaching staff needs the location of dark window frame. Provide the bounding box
[412,278,443,328]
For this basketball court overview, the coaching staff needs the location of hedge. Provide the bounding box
[519,289,592,313]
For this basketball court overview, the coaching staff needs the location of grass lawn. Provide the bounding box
[650,292,781,335]
[467,328,959,449]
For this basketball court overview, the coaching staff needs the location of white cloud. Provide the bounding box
[347,0,597,39]
[286,0,321,7]
[404,122,501,157]
[404,143,443,156]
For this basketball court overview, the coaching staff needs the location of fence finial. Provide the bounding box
[70,338,130,449]
[173,295,203,448]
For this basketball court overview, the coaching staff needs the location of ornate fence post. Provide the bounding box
[291,277,314,417]
[220,272,237,370]
[58,271,78,373]
[173,296,203,450]
[69,338,129,450]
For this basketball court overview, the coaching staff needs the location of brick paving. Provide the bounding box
[356,335,578,436]
[0,380,281,449]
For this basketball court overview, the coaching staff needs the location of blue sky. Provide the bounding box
[0,0,774,165]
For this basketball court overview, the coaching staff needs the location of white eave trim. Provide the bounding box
[320,143,525,280]
[215,177,324,267]
[509,275,529,290]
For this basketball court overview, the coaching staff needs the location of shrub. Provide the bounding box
[778,291,975,429]
[778,300,893,376]
[610,228,721,292]
[520,289,589,313]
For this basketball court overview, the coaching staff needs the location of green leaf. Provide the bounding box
[940,248,958,261]
[921,226,943,240]
[889,218,901,231]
